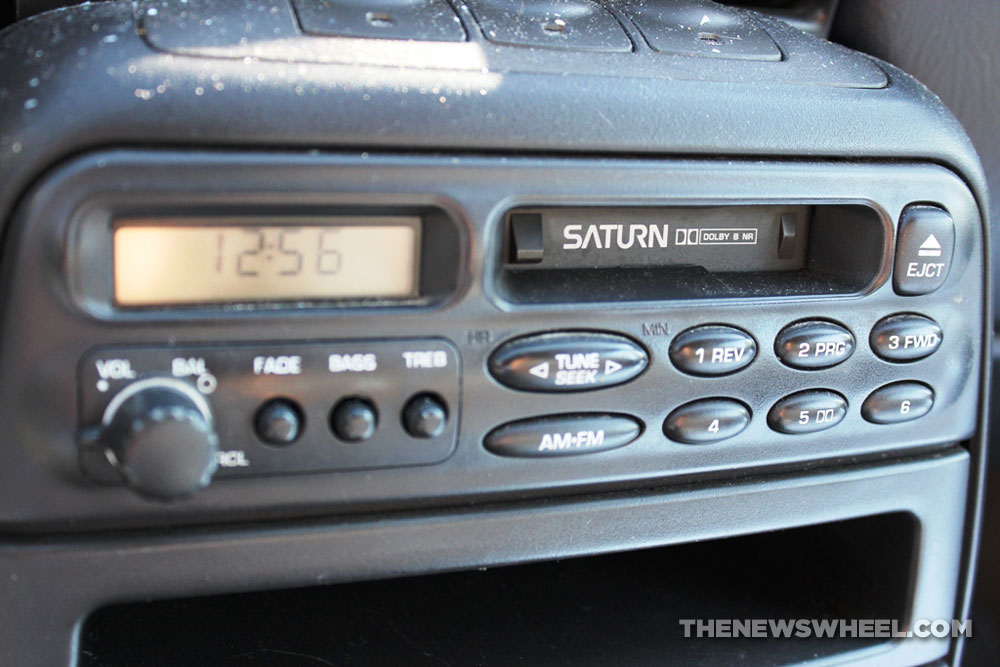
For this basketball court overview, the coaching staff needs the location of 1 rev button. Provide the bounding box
[484,413,642,457]
[489,332,648,392]
[670,325,756,376]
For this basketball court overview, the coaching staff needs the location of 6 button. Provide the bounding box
[768,390,848,434]
[862,382,934,424]
[775,320,854,370]
[670,325,756,376]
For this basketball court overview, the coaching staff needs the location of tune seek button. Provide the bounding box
[488,332,648,393]
[670,325,756,376]
[484,413,641,458]
[870,314,942,362]
[774,320,854,370]
[862,381,934,424]
[664,398,751,444]
[768,390,848,434]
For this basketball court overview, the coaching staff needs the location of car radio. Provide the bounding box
[0,150,980,517]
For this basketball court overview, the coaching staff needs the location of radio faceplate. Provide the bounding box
[0,151,984,527]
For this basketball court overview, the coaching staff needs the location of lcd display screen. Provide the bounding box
[113,217,421,306]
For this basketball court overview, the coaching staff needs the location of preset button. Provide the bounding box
[489,332,648,392]
[862,382,934,424]
[870,314,942,362]
[670,325,756,376]
[775,320,855,370]
[768,390,848,434]
[664,398,751,444]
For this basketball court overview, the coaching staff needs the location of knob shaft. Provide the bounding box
[102,379,218,500]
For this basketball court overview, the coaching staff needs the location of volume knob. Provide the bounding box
[101,378,218,501]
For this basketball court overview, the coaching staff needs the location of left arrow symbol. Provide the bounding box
[529,362,550,379]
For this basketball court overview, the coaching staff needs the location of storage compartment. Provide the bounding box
[497,204,886,303]
[80,513,915,666]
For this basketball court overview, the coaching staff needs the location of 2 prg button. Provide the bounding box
[774,320,855,370]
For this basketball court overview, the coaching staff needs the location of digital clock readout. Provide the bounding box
[113,218,421,306]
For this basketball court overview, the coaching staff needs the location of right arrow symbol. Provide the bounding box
[918,234,942,257]
[529,362,550,379]
[605,359,623,376]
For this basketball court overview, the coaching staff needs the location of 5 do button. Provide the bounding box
[768,390,848,434]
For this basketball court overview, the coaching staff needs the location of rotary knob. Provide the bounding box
[100,378,219,501]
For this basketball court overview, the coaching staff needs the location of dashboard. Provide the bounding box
[0,1,991,665]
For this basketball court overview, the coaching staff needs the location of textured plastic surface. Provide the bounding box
[294,0,467,42]
[0,451,971,666]
[465,0,631,52]
[624,0,781,60]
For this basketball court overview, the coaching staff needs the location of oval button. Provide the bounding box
[775,320,855,369]
[664,398,751,444]
[484,413,642,457]
[862,381,934,424]
[870,314,942,362]
[670,325,756,376]
[768,390,848,434]
[489,332,648,392]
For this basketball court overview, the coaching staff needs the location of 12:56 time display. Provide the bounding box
[113,217,421,306]
[223,227,345,278]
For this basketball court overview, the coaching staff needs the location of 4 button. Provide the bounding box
[664,398,751,444]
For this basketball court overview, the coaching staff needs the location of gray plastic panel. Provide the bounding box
[133,0,877,82]
[294,0,467,42]
[0,450,970,667]
[2,0,985,249]
[0,152,984,531]
[464,0,632,52]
